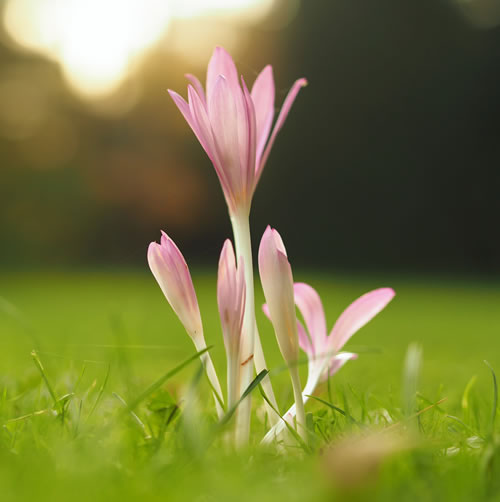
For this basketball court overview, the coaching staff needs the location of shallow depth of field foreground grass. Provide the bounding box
[1,269,500,501]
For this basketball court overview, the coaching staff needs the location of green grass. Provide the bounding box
[1,269,500,501]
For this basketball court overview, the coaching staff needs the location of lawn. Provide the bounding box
[1,269,500,501]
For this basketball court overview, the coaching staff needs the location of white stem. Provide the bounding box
[261,352,356,444]
[290,364,307,442]
[193,336,225,419]
[261,364,320,444]
[227,348,239,410]
[230,209,279,445]
[253,321,279,425]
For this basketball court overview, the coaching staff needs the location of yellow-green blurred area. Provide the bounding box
[2,270,499,402]
[0,0,499,271]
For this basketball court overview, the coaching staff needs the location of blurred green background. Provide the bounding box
[0,0,499,273]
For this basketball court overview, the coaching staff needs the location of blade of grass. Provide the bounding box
[73,363,87,394]
[31,350,61,414]
[484,360,497,435]
[446,414,481,437]
[113,392,151,439]
[461,375,477,412]
[259,384,311,452]
[126,347,211,412]
[87,363,111,420]
[306,395,358,424]
[386,397,448,431]
[218,370,269,427]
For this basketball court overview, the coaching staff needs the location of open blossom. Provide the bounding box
[168,46,307,214]
[217,240,246,407]
[294,283,395,382]
[262,284,395,443]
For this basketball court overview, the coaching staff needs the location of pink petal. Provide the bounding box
[321,352,358,382]
[206,46,239,102]
[328,288,395,353]
[297,319,314,358]
[185,86,218,164]
[256,77,308,184]
[240,77,257,200]
[217,240,245,359]
[208,75,242,207]
[148,233,203,340]
[258,226,298,364]
[168,89,196,132]
[250,65,275,166]
[169,89,219,170]
[293,283,328,354]
[187,85,232,197]
[264,302,314,358]
[185,73,206,105]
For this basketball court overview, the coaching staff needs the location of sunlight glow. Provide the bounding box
[3,0,274,99]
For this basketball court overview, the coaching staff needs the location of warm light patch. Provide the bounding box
[2,0,276,100]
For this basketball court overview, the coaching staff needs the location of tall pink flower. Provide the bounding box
[168,46,307,215]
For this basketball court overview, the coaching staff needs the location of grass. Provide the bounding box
[1,268,500,501]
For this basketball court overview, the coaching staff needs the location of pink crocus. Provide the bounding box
[168,46,307,215]
[258,226,307,440]
[148,231,224,417]
[262,284,395,443]
[217,240,246,408]
[148,231,203,342]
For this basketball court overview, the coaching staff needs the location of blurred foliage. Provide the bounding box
[0,0,499,272]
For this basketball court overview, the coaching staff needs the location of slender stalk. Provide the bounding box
[253,322,279,426]
[227,347,239,410]
[192,337,224,419]
[262,364,319,444]
[230,208,279,445]
[289,364,307,442]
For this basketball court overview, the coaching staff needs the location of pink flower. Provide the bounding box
[148,231,202,342]
[148,231,225,417]
[168,46,307,214]
[294,283,395,381]
[217,239,246,407]
[258,226,299,366]
[262,283,395,444]
[258,226,307,440]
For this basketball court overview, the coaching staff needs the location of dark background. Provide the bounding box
[1,0,499,273]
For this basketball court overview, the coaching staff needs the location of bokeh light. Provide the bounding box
[2,0,276,99]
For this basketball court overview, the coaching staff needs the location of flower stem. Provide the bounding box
[192,336,225,419]
[261,363,319,444]
[230,209,279,445]
[289,364,307,443]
